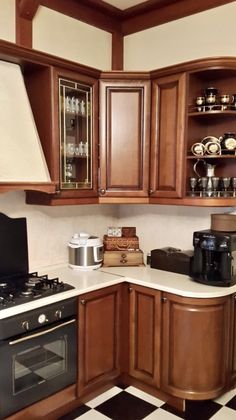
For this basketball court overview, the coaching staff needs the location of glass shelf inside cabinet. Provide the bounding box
[59,78,92,190]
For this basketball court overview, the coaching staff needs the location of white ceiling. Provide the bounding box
[102,0,146,10]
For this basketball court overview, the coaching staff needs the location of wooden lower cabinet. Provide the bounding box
[128,284,161,387]
[230,293,236,386]
[77,285,122,397]
[161,292,231,400]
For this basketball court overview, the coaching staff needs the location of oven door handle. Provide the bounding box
[9,318,76,345]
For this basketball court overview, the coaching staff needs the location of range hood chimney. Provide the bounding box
[0,61,51,183]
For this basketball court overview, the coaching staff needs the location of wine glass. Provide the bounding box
[212,177,220,197]
[199,177,208,197]
[189,177,198,196]
[222,177,231,197]
[231,177,236,197]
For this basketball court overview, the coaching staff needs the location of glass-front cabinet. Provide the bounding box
[59,78,93,191]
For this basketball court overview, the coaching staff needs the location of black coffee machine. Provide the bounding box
[191,229,236,286]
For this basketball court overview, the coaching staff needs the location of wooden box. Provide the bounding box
[103,250,144,267]
[103,235,139,251]
[211,213,236,232]
[122,227,136,237]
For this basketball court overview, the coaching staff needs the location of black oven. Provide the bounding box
[0,297,77,419]
[0,213,78,418]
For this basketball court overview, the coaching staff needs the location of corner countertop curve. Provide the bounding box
[0,264,235,319]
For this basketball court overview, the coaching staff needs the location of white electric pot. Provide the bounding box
[68,232,103,270]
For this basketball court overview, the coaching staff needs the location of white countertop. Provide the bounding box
[0,264,236,319]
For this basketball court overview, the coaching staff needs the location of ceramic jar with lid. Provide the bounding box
[204,87,218,105]
[220,132,236,154]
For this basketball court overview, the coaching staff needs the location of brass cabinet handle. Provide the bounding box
[120,259,128,264]
[161,297,167,303]
[80,299,86,305]
[128,287,133,293]
[99,188,106,195]
[149,189,154,195]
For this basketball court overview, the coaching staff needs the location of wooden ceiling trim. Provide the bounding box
[40,0,121,33]
[15,0,40,47]
[112,32,123,70]
[17,0,41,20]
[121,0,235,35]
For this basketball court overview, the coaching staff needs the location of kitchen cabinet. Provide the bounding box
[186,63,236,205]
[150,72,187,198]
[161,292,230,400]
[229,293,236,385]
[149,57,236,206]
[26,66,99,205]
[99,73,150,200]
[128,284,161,387]
[77,284,122,397]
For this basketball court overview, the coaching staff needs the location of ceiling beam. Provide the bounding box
[121,0,236,35]
[40,0,121,33]
[15,0,41,47]
[17,0,41,20]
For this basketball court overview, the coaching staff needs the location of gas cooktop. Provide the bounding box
[0,272,75,310]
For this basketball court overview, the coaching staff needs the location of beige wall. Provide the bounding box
[118,205,234,256]
[0,0,15,42]
[33,6,112,70]
[124,2,236,70]
[0,192,118,270]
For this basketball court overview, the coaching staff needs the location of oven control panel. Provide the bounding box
[0,297,77,340]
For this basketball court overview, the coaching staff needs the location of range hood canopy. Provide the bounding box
[0,61,51,183]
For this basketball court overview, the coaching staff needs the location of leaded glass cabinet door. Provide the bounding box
[59,78,93,191]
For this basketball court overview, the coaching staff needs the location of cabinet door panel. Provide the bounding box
[129,284,161,387]
[100,80,150,197]
[162,293,230,400]
[150,73,186,198]
[78,285,121,397]
[230,293,236,385]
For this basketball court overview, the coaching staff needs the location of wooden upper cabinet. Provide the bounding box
[99,75,150,198]
[161,292,231,400]
[150,72,187,198]
[26,67,99,205]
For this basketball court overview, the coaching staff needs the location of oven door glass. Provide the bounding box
[0,318,77,419]
[14,338,67,394]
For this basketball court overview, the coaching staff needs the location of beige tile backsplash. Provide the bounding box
[0,192,233,269]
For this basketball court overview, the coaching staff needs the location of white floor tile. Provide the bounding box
[210,406,236,420]
[125,386,165,407]
[75,409,111,419]
[86,386,122,408]
[214,387,236,405]
[144,408,181,419]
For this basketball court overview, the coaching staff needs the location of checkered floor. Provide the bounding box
[59,384,236,420]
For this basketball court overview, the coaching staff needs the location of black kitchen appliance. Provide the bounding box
[0,213,77,418]
[191,229,236,286]
[0,213,74,309]
[150,247,193,275]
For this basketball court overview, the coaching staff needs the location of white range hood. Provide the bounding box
[0,60,51,183]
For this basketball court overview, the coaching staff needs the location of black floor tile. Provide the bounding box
[162,400,222,420]
[58,404,91,420]
[226,395,236,410]
[116,382,129,390]
[161,403,185,419]
[95,390,157,420]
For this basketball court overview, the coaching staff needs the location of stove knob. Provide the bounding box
[21,321,29,331]
[38,314,48,324]
[55,309,62,319]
